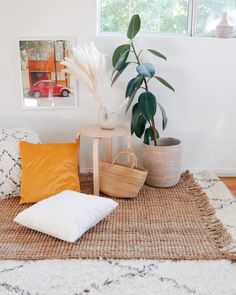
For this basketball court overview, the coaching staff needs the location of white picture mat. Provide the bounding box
[18,36,78,110]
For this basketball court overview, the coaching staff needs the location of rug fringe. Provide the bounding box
[181,170,236,261]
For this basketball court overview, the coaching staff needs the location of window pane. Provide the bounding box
[100,0,130,32]
[100,0,188,34]
[196,0,236,34]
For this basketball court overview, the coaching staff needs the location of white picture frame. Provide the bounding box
[18,36,78,110]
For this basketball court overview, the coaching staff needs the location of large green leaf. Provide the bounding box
[126,78,137,98]
[112,51,130,77]
[111,62,130,86]
[127,14,141,39]
[112,44,130,67]
[138,91,157,121]
[125,75,143,113]
[144,127,160,145]
[135,115,146,138]
[137,63,155,78]
[147,49,167,61]
[155,76,175,92]
[125,75,143,98]
[131,103,141,134]
[126,89,138,114]
[157,102,168,130]
[144,128,150,145]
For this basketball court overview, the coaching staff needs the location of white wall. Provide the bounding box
[0,0,236,175]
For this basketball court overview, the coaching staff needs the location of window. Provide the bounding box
[38,82,45,87]
[100,0,188,34]
[196,0,236,34]
[99,0,236,36]
[51,72,66,81]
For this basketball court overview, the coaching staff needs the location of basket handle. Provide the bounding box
[112,150,138,169]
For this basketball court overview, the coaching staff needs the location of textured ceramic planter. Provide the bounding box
[143,137,182,188]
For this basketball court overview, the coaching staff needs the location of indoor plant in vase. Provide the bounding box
[112,14,181,187]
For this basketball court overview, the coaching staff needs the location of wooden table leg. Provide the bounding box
[76,133,80,143]
[126,132,132,164]
[76,133,80,176]
[127,133,132,151]
[93,138,100,196]
[107,138,112,162]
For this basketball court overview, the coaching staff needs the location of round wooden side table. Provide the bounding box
[77,124,131,196]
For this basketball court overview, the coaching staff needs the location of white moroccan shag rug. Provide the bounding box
[0,171,236,295]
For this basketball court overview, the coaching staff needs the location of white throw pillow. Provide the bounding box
[14,190,118,243]
[0,128,40,199]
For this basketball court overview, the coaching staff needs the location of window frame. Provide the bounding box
[97,0,232,37]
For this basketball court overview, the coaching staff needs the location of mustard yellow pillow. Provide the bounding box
[20,141,80,204]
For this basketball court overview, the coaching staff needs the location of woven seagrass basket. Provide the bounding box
[99,150,148,198]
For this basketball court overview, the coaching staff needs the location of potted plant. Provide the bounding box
[112,14,181,187]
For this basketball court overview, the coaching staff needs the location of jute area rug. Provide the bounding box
[0,172,234,261]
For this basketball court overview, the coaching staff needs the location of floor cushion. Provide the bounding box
[0,128,40,199]
[19,141,80,204]
[14,190,118,243]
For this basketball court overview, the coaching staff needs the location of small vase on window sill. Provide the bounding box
[216,12,233,38]
[99,107,116,130]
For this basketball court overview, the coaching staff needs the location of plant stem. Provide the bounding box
[131,41,158,146]
[151,119,157,146]
[131,42,140,65]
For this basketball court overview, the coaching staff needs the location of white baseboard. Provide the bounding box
[80,168,93,174]
[214,170,236,177]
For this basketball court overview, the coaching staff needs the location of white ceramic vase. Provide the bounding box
[216,12,233,38]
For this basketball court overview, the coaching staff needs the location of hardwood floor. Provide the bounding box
[221,177,236,197]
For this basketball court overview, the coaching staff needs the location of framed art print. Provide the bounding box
[19,37,77,109]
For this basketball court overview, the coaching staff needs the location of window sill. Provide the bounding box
[97,31,236,39]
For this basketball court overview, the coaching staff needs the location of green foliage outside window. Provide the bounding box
[100,0,236,35]
[101,0,188,33]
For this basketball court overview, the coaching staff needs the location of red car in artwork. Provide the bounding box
[28,80,71,98]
